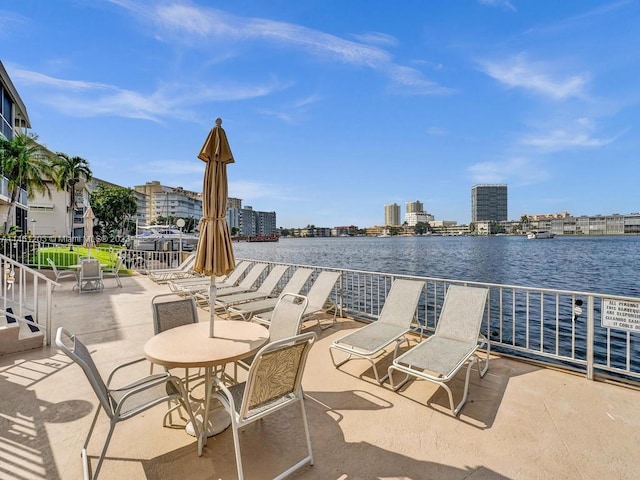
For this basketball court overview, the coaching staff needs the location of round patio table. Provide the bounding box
[144,320,269,455]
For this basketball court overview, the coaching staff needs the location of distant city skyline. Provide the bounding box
[2,1,639,226]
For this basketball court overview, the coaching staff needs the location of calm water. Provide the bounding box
[233,235,640,297]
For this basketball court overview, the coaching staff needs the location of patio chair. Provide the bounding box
[388,285,489,416]
[329,278,425,384]
[213,331,316,480]
[237,292,309,372]
[214,264,290,311]
[47,258,77,289]
[151,293,201,425]
[102,254,123,287]
[55,327,198,480]
[147,252,197,283]
[253,271,342,330]
[227,268,314,321]
[75,259,104,293]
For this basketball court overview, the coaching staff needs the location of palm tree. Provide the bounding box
[51,152,93,238]
[0,133,52,234]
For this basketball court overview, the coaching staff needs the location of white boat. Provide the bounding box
[129,226,199,251]
[527,230,555,239]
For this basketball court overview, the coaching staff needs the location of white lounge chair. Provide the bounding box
[252,270,342,330]
[166,260,251,295]
[214,265,290,311]
[227,268,314,321]
[329,279,424,383]
[193,263,268,307]
[147,253,197,283]
[388,284,489,416]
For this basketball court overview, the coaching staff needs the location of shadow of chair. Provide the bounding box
[55,327,198,480]
[388,284,489,416]
[213,331,317,480]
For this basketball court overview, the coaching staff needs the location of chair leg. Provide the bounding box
[231,421,245,480]
[87,416,117,480]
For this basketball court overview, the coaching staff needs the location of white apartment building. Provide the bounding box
[405,211,434,227]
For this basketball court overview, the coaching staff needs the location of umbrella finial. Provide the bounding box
[215,118,222,126]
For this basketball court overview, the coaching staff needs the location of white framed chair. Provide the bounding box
[102,254,123,287]
[329,278,425,383]
[55,327,198,480]
[47,258,77,289]
[388,285,490,416]
[75,259,103,293]
[213,331,317,480]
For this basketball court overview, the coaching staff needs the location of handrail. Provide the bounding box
[237,257,640,386]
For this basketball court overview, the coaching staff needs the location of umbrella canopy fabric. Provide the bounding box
[83,206,95,248]
[194,118,236,337]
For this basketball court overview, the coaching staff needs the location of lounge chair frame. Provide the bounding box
[329,279,425,383]
[388,284,490,416]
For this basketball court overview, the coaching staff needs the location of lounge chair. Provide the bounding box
[212,331,316,480]
[147,253,197,283]
[214,265,290,311]
[388,284,489,416]
[227,268,314,321]
[192,263,268,306]
[166,260,251,296]
[253,270,342,330]
[329,279,424,383]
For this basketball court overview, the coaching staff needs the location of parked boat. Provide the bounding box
[527,230,555,239]
[128,226,199,251]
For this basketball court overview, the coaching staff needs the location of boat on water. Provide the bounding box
[128,226,199,251]
[527,230,555,239]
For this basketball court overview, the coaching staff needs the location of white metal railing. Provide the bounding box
[0,253,59,347]
[236,258,640,386]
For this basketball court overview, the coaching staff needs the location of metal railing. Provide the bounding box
[236,258,640,385]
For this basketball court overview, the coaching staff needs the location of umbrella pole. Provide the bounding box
[209,280,216,338]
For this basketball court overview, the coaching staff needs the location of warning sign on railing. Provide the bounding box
[602,299,640,332]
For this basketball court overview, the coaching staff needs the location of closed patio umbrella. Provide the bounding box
[194,118,236,337]
[83,205,95,249]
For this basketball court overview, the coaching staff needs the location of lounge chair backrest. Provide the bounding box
[279,268,314,295]
[151,294,199,335]
[378,279,425,328]
[178,253,196,271]
[236,263,268,289]
[268,293,309,342]
[256,265,289,294]
[435,285,488,345]
[218,260,250,286]
[306,271,341,309]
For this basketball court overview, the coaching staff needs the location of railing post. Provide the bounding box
[586,295,595,380]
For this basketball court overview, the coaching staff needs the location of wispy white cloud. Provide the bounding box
[468,157,548,184]
[479,53,589,100]
[6,64,286,122]
[229,180,302,203]
[478,0,516,12]
[521,117,621,151]
[351,32,400,48]
[426,126,447,136]
[110,0,448,95]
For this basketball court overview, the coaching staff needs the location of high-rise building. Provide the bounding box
[471,184,508,222]
[384,203,401,226]
[406,201,424,214]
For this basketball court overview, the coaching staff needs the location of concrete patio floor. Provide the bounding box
[1,273,639,480]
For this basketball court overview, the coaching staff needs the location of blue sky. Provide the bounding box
[2,0,639,227]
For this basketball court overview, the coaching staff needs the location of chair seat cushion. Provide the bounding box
[333,322,408,355]
[394,336,477,379]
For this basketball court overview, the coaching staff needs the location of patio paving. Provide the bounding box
[1,272,639,479]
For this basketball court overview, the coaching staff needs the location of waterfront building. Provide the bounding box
[332,225,359,236]
[0,61,30,234]
[134,181,202,226]
[406,200,423,214]
[525,213,640,236]
[471,184,508,223]
[405,211,434,227]
[384,203,401,227]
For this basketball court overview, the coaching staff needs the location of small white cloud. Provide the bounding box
[521,117,619,151]
[479,53,589,100]
[468,157,548,185]
[351,32,399,47]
